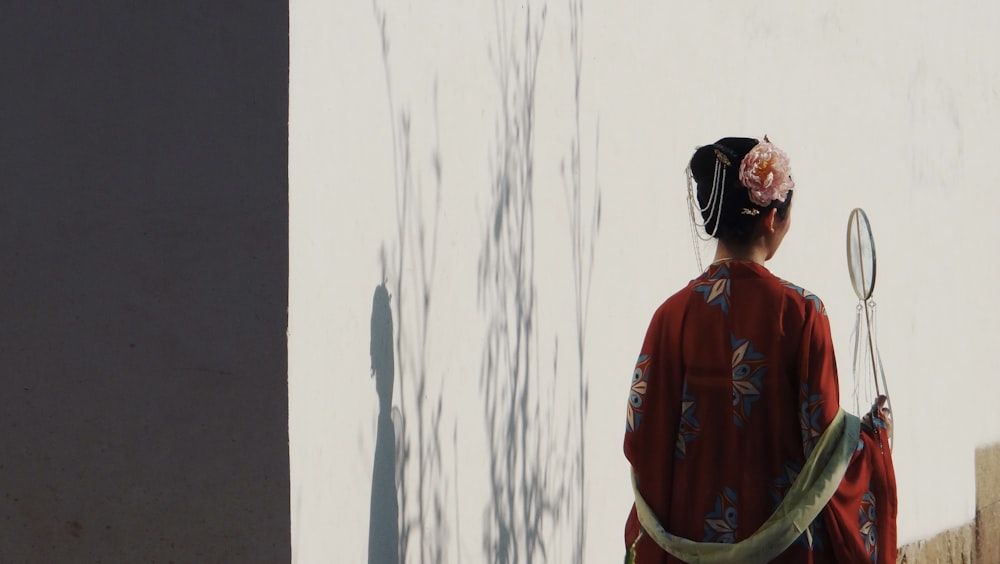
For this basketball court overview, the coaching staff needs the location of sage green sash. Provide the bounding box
[631,408,860,563]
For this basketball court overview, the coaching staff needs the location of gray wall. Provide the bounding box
[1,4,289,562]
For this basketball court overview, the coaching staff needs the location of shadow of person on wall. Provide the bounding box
[368,282,399,563]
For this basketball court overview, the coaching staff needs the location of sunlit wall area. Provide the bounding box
[289,1,1000,562]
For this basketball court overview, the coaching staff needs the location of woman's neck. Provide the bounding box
[713,240,768,266]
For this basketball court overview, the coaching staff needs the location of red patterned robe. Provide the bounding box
[624,261,896,563]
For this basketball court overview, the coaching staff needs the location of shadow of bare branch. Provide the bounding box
[371,2,450,562]
[479,3,560,563]
[561,0,600,559]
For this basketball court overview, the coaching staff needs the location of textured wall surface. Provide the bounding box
[975,444,1000,563]
[898,525,974,564]
[291,1,1000,562]
[1,4,289,562]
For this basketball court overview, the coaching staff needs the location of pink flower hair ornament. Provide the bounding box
[738,135,795,207]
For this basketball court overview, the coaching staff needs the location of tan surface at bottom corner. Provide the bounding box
[976,443,1000,563]
[897,523,975,564]
[978,504,1000,564]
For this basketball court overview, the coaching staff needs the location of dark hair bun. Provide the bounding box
[689,137,791,242]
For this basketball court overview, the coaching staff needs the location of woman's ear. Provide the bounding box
[762,208,779,234]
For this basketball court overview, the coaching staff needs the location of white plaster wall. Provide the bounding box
[290,1,1000,561]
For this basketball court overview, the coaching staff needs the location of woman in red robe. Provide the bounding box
[624,137,896,563]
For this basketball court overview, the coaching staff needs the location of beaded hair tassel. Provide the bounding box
[686,147,729,271]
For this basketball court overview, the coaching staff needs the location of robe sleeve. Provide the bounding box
[623,306,682,562]
[798,302,898,562]
[796,301,841,460]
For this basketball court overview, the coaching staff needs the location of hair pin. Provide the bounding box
[713,148,731,167]
[740,208,760,216]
